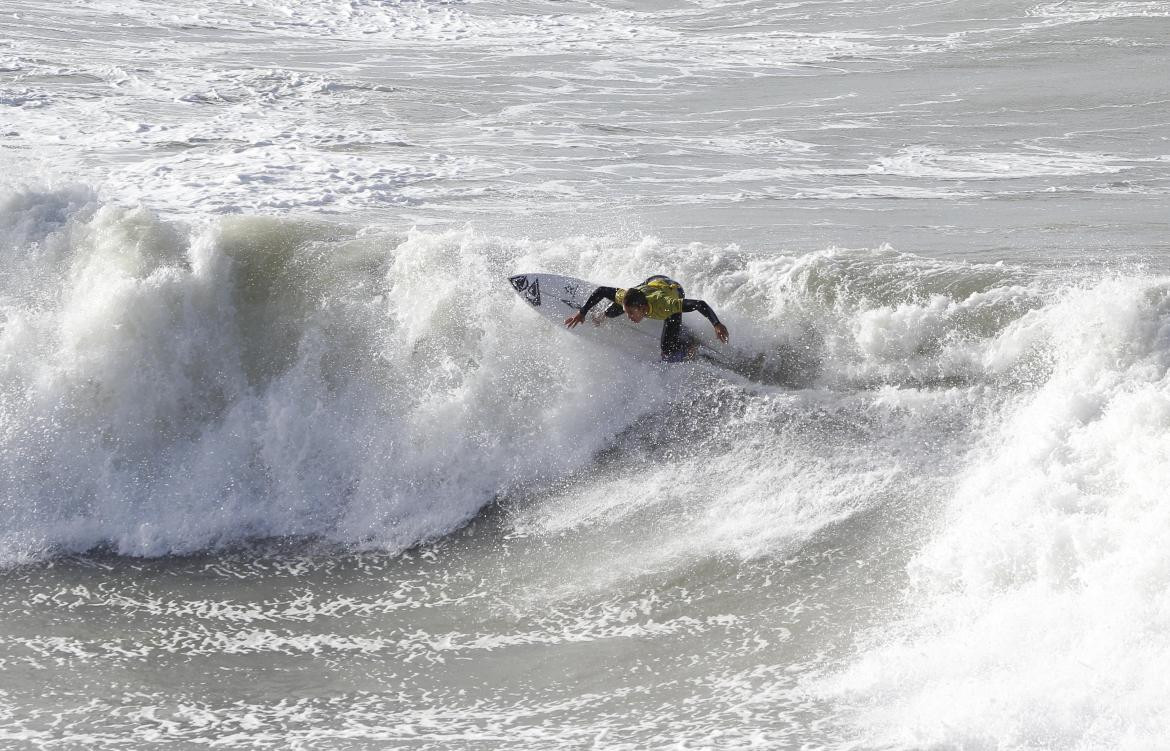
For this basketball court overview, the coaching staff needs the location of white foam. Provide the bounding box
[869,145,1128,180]
[0,194,690,562]
[0,0,952,219]
[1027,1,1170,25]
[0,190,1051,566]
[827,277,1170,748]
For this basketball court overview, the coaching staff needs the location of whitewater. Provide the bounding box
[2,0,1169,748]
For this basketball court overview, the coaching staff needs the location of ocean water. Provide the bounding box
[2,0,1169,748]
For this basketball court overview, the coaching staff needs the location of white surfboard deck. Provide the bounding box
[507,273,733,366]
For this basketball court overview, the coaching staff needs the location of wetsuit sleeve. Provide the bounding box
[682,298,721,326]
[578,286,618,317]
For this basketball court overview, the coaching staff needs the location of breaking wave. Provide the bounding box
[3,185,1170,746]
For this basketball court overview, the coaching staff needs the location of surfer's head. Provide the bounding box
[623,289,650,322]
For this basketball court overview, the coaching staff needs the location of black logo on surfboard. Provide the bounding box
[509,275,541,306]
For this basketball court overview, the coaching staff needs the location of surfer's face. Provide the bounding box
[626,305,648,323]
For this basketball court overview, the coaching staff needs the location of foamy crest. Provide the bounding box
[829,277,1170,748]
[0,190,676,563]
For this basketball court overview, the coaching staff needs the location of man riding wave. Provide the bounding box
[564,275,729,362]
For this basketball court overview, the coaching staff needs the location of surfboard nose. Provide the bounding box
[509,274,541,306]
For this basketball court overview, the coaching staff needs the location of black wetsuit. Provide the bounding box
[577,285,722,361]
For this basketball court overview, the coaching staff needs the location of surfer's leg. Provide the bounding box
[660,313,690,362]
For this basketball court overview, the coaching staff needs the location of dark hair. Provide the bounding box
[623,288,649,310]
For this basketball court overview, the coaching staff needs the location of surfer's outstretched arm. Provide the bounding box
[682,298,730,343]
[565,286,618,328]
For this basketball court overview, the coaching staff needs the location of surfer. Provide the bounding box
[564,275,729,362]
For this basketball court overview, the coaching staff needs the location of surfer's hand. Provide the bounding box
[564,312,585,328]
[714,323,729,343]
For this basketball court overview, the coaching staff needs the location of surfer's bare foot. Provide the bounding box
[714,323,729,343]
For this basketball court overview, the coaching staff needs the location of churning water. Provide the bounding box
[2,1,1169,748]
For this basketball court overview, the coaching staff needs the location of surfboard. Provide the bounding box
[507,273,732,366]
